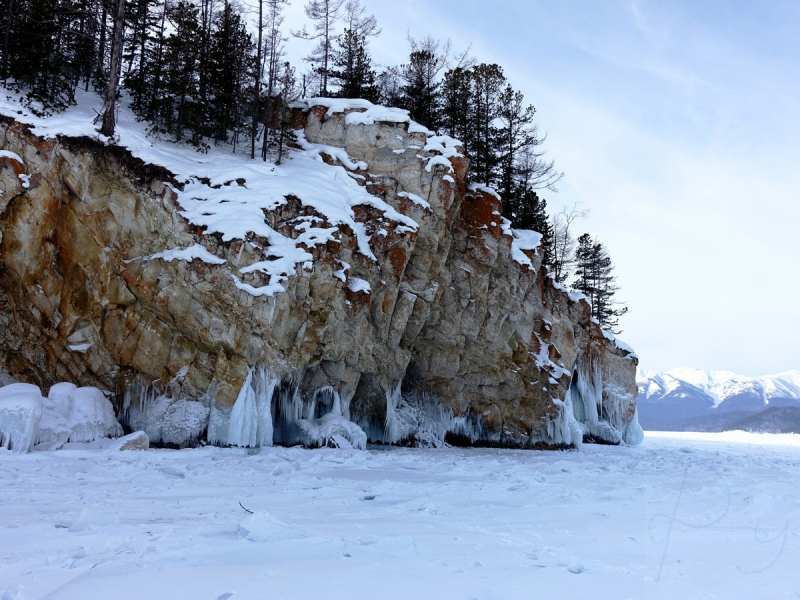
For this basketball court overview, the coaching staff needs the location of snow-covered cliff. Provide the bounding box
[0,90,640,450]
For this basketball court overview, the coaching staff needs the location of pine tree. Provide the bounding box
[206,3,255,145]
[376,65,402,107]
[3,0,80,112]
[327,0,378,100]
[573,233,596,306]
[496,84,537,201]
[400,49,440,131]
[510,188,553,266]
[160,1,201,142]
[68,0,99,92]
[100,0,126,137]
[470,63,504,186]
[573,234,628,333]
[259,0,289,161]
[127,0,170,128]
[397,35,458,130]
[329,28,378,101]
[123,0,160,86]
[440,66,472,147]
[550,206,583,285]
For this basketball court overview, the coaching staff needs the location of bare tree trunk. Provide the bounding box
[100,0,126,137]
[96,1,107,85]
[2,0,15,82]
[251,0,263,159]
[261,65,274,161]
[320,4,328,95]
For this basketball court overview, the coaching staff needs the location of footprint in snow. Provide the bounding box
[215,594,234,600]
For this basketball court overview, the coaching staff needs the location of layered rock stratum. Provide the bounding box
[0,96,641,449]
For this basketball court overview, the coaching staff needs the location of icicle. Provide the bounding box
[254,369,278,447]
[623,408,644,445]
[124,379,209,447]
[295,413,367,450]
[0,383,43,452]
[384,381,416,444]
[207,403,231,446]
[226,368,278,448]
[159,399,210,447]
[565,359,640,445]
[2,382,122,452]
[539,392,583,448]
[359,381,484,447]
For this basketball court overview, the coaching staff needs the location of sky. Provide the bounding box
[278,0,800,376]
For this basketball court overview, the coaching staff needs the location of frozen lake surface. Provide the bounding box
[1,431,798,599]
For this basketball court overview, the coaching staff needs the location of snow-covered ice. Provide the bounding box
[0,384,42,452]
[0,382,120,452]
[1,431,798,599]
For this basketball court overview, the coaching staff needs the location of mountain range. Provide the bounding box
[636,368,800,433]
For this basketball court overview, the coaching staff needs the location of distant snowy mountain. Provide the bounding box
[637,368,800,431]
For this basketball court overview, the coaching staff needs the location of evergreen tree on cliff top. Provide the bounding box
[573,233,628,334]
[328,29,378,101]
[328,0,379,101]
[400,49,441,130]
[511,188,554,268]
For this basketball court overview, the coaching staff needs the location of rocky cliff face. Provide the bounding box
[0,101,641,449]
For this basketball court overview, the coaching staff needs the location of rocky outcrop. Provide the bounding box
[0,102,640,449]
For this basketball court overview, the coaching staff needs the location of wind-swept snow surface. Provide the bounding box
[1,432,798,599]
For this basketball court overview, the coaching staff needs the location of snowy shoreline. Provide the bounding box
[1,430,798,599]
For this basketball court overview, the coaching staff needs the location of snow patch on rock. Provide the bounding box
[127,244,227,266]
[0,149,24,164]
[510,229,543,269]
